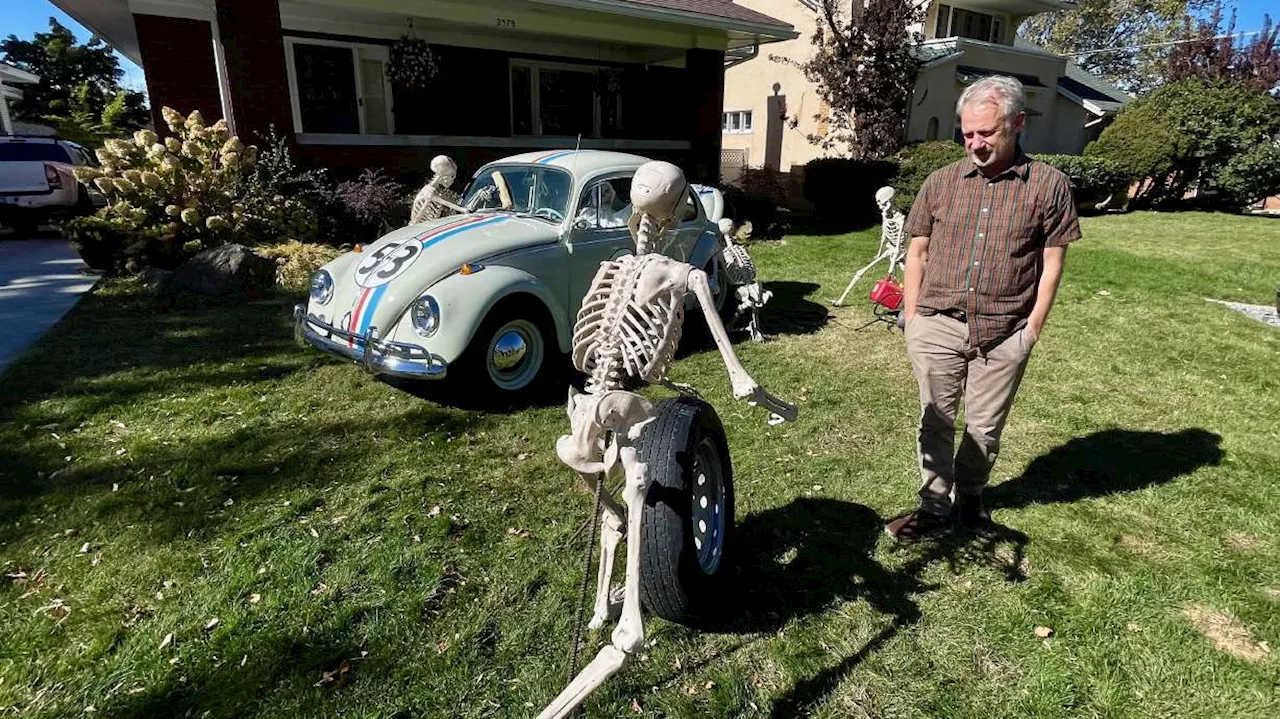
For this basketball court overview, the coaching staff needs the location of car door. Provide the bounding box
[666,186,709,263]
[565,174,634,311]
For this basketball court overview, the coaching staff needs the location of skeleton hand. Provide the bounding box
[748,386,798,426]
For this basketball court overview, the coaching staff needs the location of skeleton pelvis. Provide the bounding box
[557,387,656,474]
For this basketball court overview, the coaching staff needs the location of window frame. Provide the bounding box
[721,109,753,134]
[283,36,394,136]
[937,6,1005,44]
[509,59,618,139]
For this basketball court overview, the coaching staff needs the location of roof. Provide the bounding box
[477,150,650,176]
[0,62,40,85]
[956,65,1048,89]
[531,0,796,39]
[1057,63,1129,115]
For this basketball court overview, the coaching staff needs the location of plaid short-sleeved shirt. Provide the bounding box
[904,150,1082,350]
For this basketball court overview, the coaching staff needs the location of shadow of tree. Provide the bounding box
[987,428,1225,510]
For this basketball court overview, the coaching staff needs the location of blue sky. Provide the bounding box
[1,0,1276,94]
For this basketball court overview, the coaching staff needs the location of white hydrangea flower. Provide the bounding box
[180,208,200,225]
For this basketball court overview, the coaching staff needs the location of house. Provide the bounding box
[48,0,798,183]
[0,62,41,135]
[722,0,1130,174]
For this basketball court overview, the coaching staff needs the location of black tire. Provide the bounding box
[454,298,557,400]
[8,214,42,237]
[638,396,734,626]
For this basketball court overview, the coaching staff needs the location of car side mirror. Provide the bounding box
[573,219,593,232]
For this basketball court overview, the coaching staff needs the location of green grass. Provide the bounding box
[1,211,1278,718]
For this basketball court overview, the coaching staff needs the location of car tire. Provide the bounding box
[8,214,43,238]
[457,300,557,400]
[637,396,734,627]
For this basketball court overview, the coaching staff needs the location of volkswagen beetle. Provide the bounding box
[294,150,732,397]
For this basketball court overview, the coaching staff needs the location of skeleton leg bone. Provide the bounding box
[588,481,625,629]
[832,250,891,306]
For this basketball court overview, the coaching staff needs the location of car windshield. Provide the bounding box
[461,165,572,222]
[0,142,72,163]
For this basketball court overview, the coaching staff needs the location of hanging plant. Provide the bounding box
[389,33,438,93]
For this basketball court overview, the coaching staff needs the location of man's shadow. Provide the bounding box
[987,428,1224,509]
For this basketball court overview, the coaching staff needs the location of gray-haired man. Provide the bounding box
[885,76,1082,541]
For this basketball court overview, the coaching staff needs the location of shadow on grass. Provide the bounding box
[988,428,1225,510]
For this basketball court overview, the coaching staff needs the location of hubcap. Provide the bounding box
[691,437,726,574]
[486,319,544,391]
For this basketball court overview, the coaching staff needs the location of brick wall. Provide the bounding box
[133,14,222,132]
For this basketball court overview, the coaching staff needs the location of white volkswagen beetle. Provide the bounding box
[295,150,732,396]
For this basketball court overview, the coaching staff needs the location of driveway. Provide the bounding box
[0,238,97,372]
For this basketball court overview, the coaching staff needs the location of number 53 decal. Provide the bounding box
[355,240,421,288]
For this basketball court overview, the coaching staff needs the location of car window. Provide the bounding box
[0,142,73,163]
[678,187,700,224]
[461,165,572,222]
[575,177,632,230]
[66,143,95,166]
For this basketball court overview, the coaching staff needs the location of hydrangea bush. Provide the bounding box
[66,107,315,271]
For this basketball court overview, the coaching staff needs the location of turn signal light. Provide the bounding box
[459,263,484,275]
[353,244,364,253]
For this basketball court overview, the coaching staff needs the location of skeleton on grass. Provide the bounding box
[540,162,796,719]
[409,155,464,224]
[831,186,907,307]
[717,218,772,343]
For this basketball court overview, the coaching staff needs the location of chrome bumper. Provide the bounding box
[293,304,447,379]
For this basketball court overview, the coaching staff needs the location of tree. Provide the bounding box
[1086,79,1280,208]
[1019,0,1214,92]
[774,0,923,159]
[1,17,149,143]
[1166,3,1280,94]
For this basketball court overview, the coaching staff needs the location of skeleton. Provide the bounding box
[718,218,772,343]
[831,186,907,307]
[409,155,464,224]
[540,162,797,719]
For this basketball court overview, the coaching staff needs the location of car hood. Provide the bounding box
[322,212,559,339]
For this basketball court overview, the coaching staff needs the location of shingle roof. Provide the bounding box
[600,0,791,30]
[1058,64,1129,114]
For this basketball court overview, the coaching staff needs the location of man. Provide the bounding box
[885,76,1081,541]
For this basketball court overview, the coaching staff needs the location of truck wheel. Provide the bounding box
[637,396,734,626]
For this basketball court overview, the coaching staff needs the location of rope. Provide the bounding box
[567,469,606,683]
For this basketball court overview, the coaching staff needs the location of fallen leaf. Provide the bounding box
[309,527,319,539]
[506,528,532,539]
[249,593,261,604]
[704,680,715,690]
[159,633,174,651]
[115,448,126,456]
[223,498,234,507]
[112,483,119,492]
[80,542,91,554]
[240,654,248,667]
[1034,626,1054,638]
[1097,289,1111,296]
[427,505,441,518]
[203,617,219,631]
[631,698,643,713]
[1127,622,1142,633]
[310,582,329,596]
[517,452,531,461]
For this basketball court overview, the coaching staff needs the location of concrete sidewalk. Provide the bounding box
[0,239,97,373]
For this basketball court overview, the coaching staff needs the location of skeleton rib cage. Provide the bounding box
[572,254,686,393]
[721,243,757,286]
[410,185,461,224]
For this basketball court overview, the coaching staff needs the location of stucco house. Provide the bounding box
[722,0,1130,174]
[49,0,798,183]
[0,62,41,135]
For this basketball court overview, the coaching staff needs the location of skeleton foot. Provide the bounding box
[535,645,628,719]
[588,585,626,629]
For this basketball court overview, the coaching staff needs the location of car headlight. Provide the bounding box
[310,270,333,305]
[410,295,440,337]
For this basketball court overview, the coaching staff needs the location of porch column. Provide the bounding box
[685,48,725,184]
[213,0,293,144]
[133,14,222,134]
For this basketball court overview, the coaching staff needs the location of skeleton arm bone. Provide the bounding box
[687,268,797,424]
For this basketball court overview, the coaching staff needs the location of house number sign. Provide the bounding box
[496,17,516,28]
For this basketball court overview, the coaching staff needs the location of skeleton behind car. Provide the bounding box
[541,161,796,719]
[832,186,907,307]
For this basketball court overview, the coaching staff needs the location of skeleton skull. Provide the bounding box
[875,185,896,214]
[629,162,686,254]
[429,155,457,187]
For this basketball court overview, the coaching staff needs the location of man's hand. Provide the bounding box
[902,236,930,324]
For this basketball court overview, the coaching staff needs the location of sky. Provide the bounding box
[1,0,1276,94]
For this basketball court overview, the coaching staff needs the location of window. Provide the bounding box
[0,142,72,162]
[678,188,701,223]
[510,60,621,138]
[461,165,573,222]
[945,8,1003,43]
[285,38,393,135]
[934,4,951,38]
[574,177,632,229]
[721,110,753,134]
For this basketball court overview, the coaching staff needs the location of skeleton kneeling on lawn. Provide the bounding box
[542,161,797,719]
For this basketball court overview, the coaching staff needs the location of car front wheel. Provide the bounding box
[456,303,555,399]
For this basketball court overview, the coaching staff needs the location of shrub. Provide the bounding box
[802,157,899,229]
[69,107,314,271]
[334,169,408,241]
[257,240,344,292]
[1032,154,1131,212]
[63,214,170,273]
[1086,80,1280,209]
[1213,141,1280,209]
[721,168,790,240]
[892,141,966,210]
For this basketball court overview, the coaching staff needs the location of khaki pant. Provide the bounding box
[904,313,1036,516]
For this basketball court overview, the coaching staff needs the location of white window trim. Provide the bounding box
[722,109,753,134]
[935,5,1007,44]
[283,36,394,136]
[510,59,618,138]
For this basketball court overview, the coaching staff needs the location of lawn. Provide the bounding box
[1,212,1277,718]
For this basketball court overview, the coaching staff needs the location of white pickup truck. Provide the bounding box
[0,135,100,235]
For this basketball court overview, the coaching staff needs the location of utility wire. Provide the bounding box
[1066,29,1273,56]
